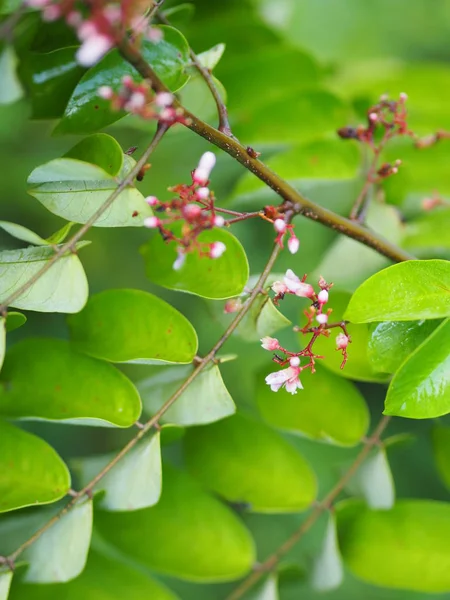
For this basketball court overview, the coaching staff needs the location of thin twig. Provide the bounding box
[0,123,169,314]
[225,415,391,600]
[117,40,414,264]
[6,242,282,565]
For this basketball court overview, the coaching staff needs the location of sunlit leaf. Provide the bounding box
[403,208,450,254]
[311,514,343,591]
[0,338,141,427]
[0,420,70,513]
[247,576,279,600]
[345,448,395,509]
[68,289,198,364]
[184,413,317,512]
[138,363,236,425]
[0,46,23,105]
[257,365,369,446]
[0,571,12,600]
[196,43,226,70]
[95,463,255,581]
[0,244,89,313]
[384,319,450,418]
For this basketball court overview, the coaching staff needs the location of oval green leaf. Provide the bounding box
[64,133,123,176]
[0,420,70,513]
[336,499,450,592]
[345,260,450,323]
[432,425,450,491]
[256,365,369,446]
[139,363,236,425]
[95,463,255,582]
[184,413,317,512]
[55,26,190,134]
[236,295,291,341]
[0,338,141,426]
[0,244,89,313]
[140,226,249,299]
[67,289,198,364]
[384,318,450,418]
[73,433,161,511]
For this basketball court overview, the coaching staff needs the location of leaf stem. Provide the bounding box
[225,414,391,600]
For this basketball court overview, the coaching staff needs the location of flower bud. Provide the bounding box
[193,152,216,185]
[336,333,349,349]
[196,187,210,200]
[273,218,286,233]
[145,195,159,206]
[318,289,329,304]
[214,215,225,227]
[289,356,300,367]
[288,235,300,254]
[260,337,280,351]
[316,313,328,325]
[98,86,113,100]
[155,92,174,107]
[143,216,160,228]
[210,241,226,258]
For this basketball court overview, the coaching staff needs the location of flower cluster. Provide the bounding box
[143,152,227,270]
[26,0,162,66]
[260,206,299,254]
[98,77,188,126]
[261,269,350,394]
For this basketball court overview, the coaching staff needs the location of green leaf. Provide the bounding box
[73,433,161,511]
[246,576,279,600]
[344,449,395,509]
[4,311,26,332]
[22,499,92,583]
[384,319,450,418]
[138,363,236,426]
[196,43,226,70]
[0,571,12,600]
[45,222,75,245]
[336,499,450,592]
[367,319,442,373]
[27,150,151,228]
[64,133,124,176]
[256,365,369,446]
[403,208,450,254]
[345,260,450,323]
[0,420,70,513]
[0,221,50,246]
[312,203,404,292]
[0,46,23,105]
[67,289,198,364]
[236,295,291,342]
[95,463,255,582]
[432,425,450,491]
[140,226,249,299]
[0,244,89,313]
[0,318,4,373]
[184,413,317,512]
[303,291,390,382]
[18,47,85,119]
[311,514,343,592]
[0,338,141,427]
[56,26,190,134]
[9,550,179,600]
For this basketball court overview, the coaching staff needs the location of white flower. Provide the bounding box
[265,366,303,394]
[283,269,314,298]
[271,281,288,295]
[193,152,216,185]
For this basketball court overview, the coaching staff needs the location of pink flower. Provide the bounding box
[210,241,226,258]
[336,333,349,349]
[155,92,174,107]
[260,336,280,351]
[98,86,113,100]
[143,216,160,228]
[145,195,159,206]
[265,366,303,394]
[317,289,329,304]
[76,33,114,66]
[283,269,315,298]
[193,152,216,185]
[271,281,288,295]
[196,187,210,200]
[214,215,225,227]
[316,313,328,325]
[288,235,300,254]
[273,218,286,233]
[289,356,300,367]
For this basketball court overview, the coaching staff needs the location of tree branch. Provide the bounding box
[6,241,282,565]
[0,123,169,314]
[225,414,391,600]
[117,40,413,264]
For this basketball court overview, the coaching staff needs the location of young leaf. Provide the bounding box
[95,463,255,582]
[345,260,450,323]
[27,150,151,227]
[384,318,450,418]
[432,425,450,491]
[0,221,50,246]
[73,433,161,511]
[0,244,89,313]
[310,514,343,591]
[235,295,291,341]
[0,338,141,427]
[0,570,12,600]
[196,43,226,70]
[302,291,390,382]
[367,319,441,373]
[256,365,369,446]
[67,289,198,364]
[246,576,279,600]
[9,550,178,600]
[4,312,26,332]
[140,226,249,299]
[344,449,395,509]
[183,413,317,512]
[138,363,236,426]
[0,46,23,105]
[336,499,450,592]
[0,420,70,513]
[55,26,190,134]
[22,499,92,583]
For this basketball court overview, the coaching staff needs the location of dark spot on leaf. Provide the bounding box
[55,384,61,392]
[167,328,172,334]
[94,105,99,110]
[132,211,139,217]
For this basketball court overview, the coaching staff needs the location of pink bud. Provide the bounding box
[122,75,134,87]
[147,27,164,43]
[318,289,329,304]
[155,92,174,107]
[274,218,286,233]
[261,336,280,351]
[316,313,328,325]
[42,4,61,20]
[125,91,146,112]
[336,333,349,349]
[76,34,114,66]
[193,152,216,185]
[196,187,210,200]
[183,204,202,219]
[289,356,300,367]
[66,10,82,26]
[143,216,160,228]
[224,298,242,313]
[210,241,226,259]
[369,112,378,121]
[98,86,113,100]
[288,235,300,254]
[145,195,159,206]
[399,92,408,102]
[214,215,225,227]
